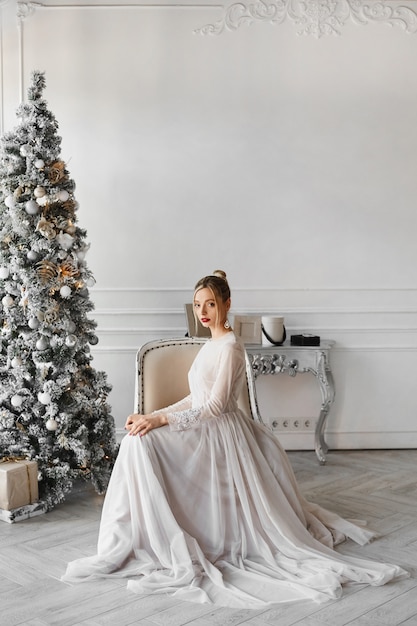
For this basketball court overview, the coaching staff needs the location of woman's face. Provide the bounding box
[194,287,229,333]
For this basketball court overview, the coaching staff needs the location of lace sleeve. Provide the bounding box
[167,407,202,431]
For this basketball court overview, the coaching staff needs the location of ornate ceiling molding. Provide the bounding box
[194,0,417,37]
[13,0,417,36]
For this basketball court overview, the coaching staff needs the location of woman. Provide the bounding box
[63,270,407,608]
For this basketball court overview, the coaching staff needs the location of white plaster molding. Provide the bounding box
[16,1,42,20]
[194,0,417,37]
[16,1,221,12]
[0,1,8,134]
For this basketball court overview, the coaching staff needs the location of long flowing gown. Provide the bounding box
[62,332,407,608]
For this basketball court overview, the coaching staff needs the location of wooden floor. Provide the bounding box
[1,449,416,626]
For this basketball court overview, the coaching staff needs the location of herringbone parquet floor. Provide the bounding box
[0,449,416,626]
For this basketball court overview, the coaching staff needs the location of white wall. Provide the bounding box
[1,0,417,448]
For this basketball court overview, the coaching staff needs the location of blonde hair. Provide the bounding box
[193,270,231,327]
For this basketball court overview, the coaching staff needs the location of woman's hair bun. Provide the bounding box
[212,269,227,282]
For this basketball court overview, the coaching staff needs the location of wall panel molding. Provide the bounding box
[0,0,11,132]
[15,0,221,100]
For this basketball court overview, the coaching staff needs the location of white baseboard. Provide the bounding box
[114,428,417,450]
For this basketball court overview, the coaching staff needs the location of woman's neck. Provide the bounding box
[210,328,232,340]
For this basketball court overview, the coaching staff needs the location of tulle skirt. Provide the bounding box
[62,413,408,608]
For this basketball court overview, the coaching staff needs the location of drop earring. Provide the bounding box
[224,319,230,330]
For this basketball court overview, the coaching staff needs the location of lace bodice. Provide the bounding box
[154,333,246,431]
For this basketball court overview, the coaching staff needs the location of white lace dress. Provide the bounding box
[62,332,407,608]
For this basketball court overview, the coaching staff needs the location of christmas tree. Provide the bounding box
[0,71,118,510]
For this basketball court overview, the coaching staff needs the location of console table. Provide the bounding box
[246,341,335,465]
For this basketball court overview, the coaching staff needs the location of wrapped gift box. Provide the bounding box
[0,500,47,523]
[0,459,39,510]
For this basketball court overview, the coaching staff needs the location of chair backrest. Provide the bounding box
[135,337,262,423]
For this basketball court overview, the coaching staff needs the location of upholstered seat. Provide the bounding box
[134,337,263,423]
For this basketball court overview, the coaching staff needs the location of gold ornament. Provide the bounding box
[43,304,60,323]
[36,217,56,240]
[58,262,79,281]
[65,220,76,234]
[61,200,76,214]
[36,260,58,283]
[48,160,67,184]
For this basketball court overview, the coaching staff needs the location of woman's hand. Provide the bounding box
[125,413,168,437]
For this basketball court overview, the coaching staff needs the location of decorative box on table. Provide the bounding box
[0,458,47,523]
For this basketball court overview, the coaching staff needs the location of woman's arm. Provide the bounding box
[167,341,245,431]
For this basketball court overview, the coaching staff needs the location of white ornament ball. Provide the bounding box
[11,394,23,407]
[27,250,38,262]
[57,232,74,251]
[11,356,22,368]
[46,418,58,431]
[86,276,96,287]
[60,285,72,299]
[76,249,86,261]
[34,186,46,198]
[66,320,76,333]
[0,266,10,279]
[36,336,49,351]
[28,317,39,329]
[65,334,77,347]
[34,159,45,169]
[38,391,51,405]
[25,200,39,215]
[20,144,30,157]
[4,194,15,208]
[36,195,48,207]
[2,295,14,307]
[57,190,69,202]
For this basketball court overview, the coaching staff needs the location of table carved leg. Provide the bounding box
[309,351,335,465]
